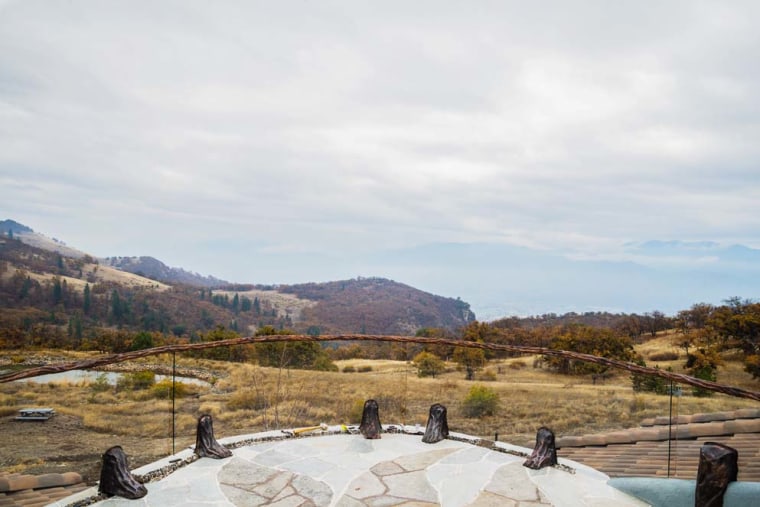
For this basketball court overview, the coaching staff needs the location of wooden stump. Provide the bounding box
[98,446,148,499]
[523,427,558,470]
[195,414,232,459]
[695,441,738,507]
[359,399,382,439]
[422,403,449,444]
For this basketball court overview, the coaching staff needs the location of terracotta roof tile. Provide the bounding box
[558,411,760,482]
[0,471,87,507]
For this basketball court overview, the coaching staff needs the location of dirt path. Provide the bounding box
[1,411,189,485]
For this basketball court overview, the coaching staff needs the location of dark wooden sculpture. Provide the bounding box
[422,403,449,443]
[695,442,738,507]
[195,414,232,459]
[523,426,558,469]
[359,399,382,439]
[98,446,148,499]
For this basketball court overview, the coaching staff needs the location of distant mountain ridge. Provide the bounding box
[0,219,475,335]
[104,256,228,288]
[0,219,33,235]
[281,277,474,334]
[4,218,758,320]
[624,240,760,268]
[1,219,228,288]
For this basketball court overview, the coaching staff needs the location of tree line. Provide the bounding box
[2,236,758,388]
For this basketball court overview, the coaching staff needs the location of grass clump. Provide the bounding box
[150,379,189,399]
[116,371,156,391]
[462,384,499,418]
[227,389,268,411]
[89,373,111,393]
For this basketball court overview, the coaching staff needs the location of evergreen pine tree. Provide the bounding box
[52,278,62,305]
[83,284,91,314]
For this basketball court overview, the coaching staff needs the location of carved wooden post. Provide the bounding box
[359,399,382,439]
[523,427,557,469]
[422,403,449,443]
[98,446,148,499]
[695,442,738,507]
[195,414,232,459]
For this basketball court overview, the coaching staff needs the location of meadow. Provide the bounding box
[1,333,758,482]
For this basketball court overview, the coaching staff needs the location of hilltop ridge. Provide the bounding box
[0,220,476,341]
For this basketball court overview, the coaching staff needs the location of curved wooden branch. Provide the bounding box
[2,334,759,401]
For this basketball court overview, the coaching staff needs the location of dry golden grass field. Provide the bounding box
[1,334,758,483]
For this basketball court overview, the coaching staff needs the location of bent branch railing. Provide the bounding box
[2,334,759,402]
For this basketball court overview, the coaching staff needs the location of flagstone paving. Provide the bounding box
[51,429,648,507]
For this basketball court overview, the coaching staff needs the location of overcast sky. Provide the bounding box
[2,1,760,291]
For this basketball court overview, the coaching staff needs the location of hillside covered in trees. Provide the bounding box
[281,278,474,335]
[0,230,475,350]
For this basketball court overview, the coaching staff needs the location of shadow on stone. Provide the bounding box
[422,403,449,444]
[195,414,232,459]
[98,445,148,499]
[695,441,738,507]
[359,399,382,439]
[523,426,557,470]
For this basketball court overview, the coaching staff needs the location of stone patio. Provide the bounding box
[51,427,648,507]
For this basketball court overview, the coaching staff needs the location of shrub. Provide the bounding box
[342,366,356,373]
[150,379,188,399]
[462,384,499,418]
[313,355,339,372]
[478,369,497,381]
[117,371,156,391]
[357,365,373,373]
[745,354,760,379]
[90,373,111,393]
[631,357,669,395]
[130,331,154,351]
[412,351,444,378]
[690,364,717,397]
[649,351,679,361]
[509,360,526,370]
[685,348,720,397]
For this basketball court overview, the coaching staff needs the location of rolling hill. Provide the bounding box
[0,220,476,347]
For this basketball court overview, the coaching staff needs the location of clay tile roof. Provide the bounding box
[557,410,760,482]
[0,472,87,507]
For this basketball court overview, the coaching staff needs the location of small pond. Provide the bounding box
[6,369,211,387]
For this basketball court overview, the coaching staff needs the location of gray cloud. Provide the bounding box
[2,0,760,305]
